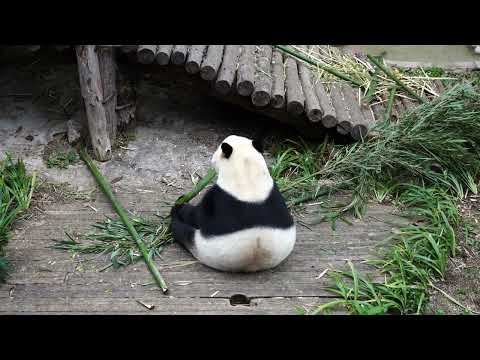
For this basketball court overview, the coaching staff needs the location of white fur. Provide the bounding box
[191,226,296,272]
[211,135,273,203]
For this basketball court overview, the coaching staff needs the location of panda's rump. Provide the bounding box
[192,226,296,272]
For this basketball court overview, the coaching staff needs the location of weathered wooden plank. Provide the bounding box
[0,295,345,314]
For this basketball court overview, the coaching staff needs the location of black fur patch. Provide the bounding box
[170,183,294,239]
[252,138,263,154]
[221,142,233,159]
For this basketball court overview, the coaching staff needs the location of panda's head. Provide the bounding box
[211,135,273,202]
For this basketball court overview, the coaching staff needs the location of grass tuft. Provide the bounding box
[0,153,36,283]
[46,149,79,169]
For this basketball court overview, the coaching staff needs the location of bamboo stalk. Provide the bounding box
[273,45,363,87]
[367,54,426,103]
[78,148,169,294]
[362,72,379,105]
[384,85,397,121]
[175,168,217,205]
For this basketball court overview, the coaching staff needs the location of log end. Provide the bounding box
[351,124,369,141]
[215,80,231,95]
[121,45,138,53]
[337,121,352,135]
[287,101,304,116]
[156,53,170,66]
[172,52,187,65]
[271,95,285,109]
[185,61,200,74]
[237,81,254,97]
[307,109,323,123]
[252,91,271,107]
[200,66,217,81]
[321,114,337,128]
[138,50,155,64]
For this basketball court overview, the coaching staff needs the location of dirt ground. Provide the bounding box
[0,48,478,314]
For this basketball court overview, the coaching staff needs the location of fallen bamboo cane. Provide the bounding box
[273,45,363,88]
[367,54,426,103]
[78,148,169,294]
[175,168,217,205]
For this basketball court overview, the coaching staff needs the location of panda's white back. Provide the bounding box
[192,225,296,272]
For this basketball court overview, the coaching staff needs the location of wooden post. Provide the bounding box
[75,45,112,161]
[97,46,118,144]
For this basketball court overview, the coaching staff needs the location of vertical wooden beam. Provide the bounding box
[75,45,112,161]
[97,46,118,145]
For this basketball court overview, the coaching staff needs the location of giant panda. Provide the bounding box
[170,134,296,272]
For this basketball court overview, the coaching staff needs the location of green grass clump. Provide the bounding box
[272,83,480,217]
[0,154,36,283]
[46,149,79,169]
[52,215,173,271]
[312,186,464,315]
[270,83,480,315]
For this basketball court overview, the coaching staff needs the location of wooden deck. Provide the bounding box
[0,186,403,314]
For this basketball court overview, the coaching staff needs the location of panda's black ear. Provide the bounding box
[252,138,264,154]
[221,142,233,159]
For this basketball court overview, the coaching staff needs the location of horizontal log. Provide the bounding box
[215,45,241,95]
[298,45,322,122]
[284,55,304,115]
[200,45,224,81]
[121,45,138,53]
[252,45,273,107]
[137,45,157,64]
[172,45,189,65]
[330,83,352,135]
[341,83,368,140]
[185,45,207,74]
[271,49,285,109]
[156,45,173,65]
[236,45,255,96]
